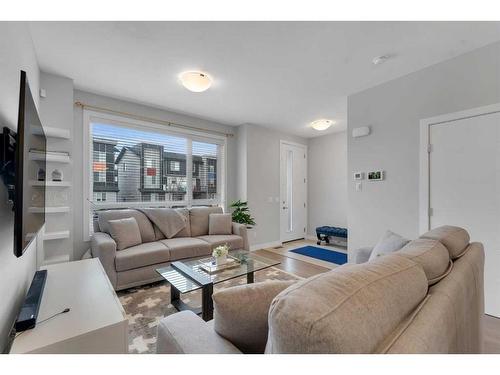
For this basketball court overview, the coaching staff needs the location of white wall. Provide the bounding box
[72,90,238,259]
[347,41,500,260]
[0,22,40,352]
[239,123,308,247]
[307,131,347,237]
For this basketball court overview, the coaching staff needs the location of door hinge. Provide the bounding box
[304,178,306,183]
[304,227,306,233]
[429,207,434,216]
[304,202,306,208]
[304,153,306,159]
[427,144,433,153]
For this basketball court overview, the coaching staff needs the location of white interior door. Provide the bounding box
[429,110,500,317]
[280,142,307,243]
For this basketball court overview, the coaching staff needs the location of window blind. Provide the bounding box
[89,121,224,208]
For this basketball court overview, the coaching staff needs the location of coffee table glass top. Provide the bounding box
[156,249,280,293]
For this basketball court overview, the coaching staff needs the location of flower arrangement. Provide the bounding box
[212,244,230,258]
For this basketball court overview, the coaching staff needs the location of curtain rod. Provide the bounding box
[74,101,234,138]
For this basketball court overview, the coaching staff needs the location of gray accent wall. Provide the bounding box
[0,22,40,352]
[307,131,347,237]
[347,41,500,260]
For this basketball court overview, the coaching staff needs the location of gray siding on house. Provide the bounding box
[116,150,141,202]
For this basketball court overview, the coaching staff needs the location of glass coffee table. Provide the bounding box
[156,250,280,321]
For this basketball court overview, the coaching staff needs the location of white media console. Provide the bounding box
[10,258,128,354]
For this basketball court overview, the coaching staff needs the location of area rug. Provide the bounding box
[117,267,301,354]
[290,246,348,265]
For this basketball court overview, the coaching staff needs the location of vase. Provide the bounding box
[215,255,227,266]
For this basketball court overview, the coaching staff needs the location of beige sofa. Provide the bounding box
[91,206,249,290]
[156,225,485,354]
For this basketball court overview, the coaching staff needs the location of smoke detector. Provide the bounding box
[372,55,391,65]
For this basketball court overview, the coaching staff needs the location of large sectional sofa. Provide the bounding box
[156,225,485,353]
[91,206,249,290]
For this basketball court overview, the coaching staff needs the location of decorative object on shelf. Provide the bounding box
[37,167,45,181]
[230,200,256,228]
[51,169,63,182]
[212,244,230,266]
[368,170,385,181]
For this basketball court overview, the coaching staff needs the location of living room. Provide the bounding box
[1,1,500,372]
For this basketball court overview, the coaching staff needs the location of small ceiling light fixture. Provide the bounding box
[372,55,391,65]
[179,71,213,92]
[310,119,334,131]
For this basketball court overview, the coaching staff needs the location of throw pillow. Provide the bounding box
[107,217,142,250]
[368,230,409,261]
[209,213,232,235]
[213,280,296,353]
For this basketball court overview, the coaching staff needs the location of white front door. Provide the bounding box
[280,142,307,243]
[429,110,500,317]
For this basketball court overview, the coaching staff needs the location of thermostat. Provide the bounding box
[353,172,364,180]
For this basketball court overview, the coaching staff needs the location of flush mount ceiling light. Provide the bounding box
[310,119,334,131]
[179,71,213,92]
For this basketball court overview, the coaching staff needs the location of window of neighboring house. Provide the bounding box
[170,160,180,172]
[93,148,106,182]
[94,192,107,202]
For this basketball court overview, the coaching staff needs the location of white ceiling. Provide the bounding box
[29,21,500,138]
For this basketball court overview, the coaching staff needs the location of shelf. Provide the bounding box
[31,125,70,140]
[29,180,71,187]
[29,152,71,164]
[29,206,70,214]
[43,254,70,266]
[44,230,70,240]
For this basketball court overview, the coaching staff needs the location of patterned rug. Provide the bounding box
[117,267,301,354]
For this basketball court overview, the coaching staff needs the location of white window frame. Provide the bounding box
[83,109,227,240]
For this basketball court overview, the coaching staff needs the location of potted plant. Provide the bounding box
[230,200,256,229]
[212,244,230,266]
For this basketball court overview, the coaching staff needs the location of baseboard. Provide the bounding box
[250,241,282,251]
[305,234,317,241]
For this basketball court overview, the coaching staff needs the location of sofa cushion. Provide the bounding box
[209,213,232,235]
[115,241,170,272]
[396,239,452,285]
[160,238,212,261]
[97,209,156,243]
[369,230,409,261]
[107,217,142,250]
[189,207,223,237]
[266,254,428,353]
[173,208,191,238]
[213,280,296,353]
[197,235,244,250]
[420,226,470,259]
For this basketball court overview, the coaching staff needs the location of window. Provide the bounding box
[85,110,226,226]
[170,161,180,172]
[94,192,107,202]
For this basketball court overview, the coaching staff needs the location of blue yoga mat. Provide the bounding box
[290,246,348,265]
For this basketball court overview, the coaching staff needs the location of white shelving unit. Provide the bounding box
[35,87,74,266]
[29,180,71,187]
[44,230,71,241]
[29,206,70,214]
[29,151,71,164]
[31,125,70,140]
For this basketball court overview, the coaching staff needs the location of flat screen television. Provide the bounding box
[0,71,46,258]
